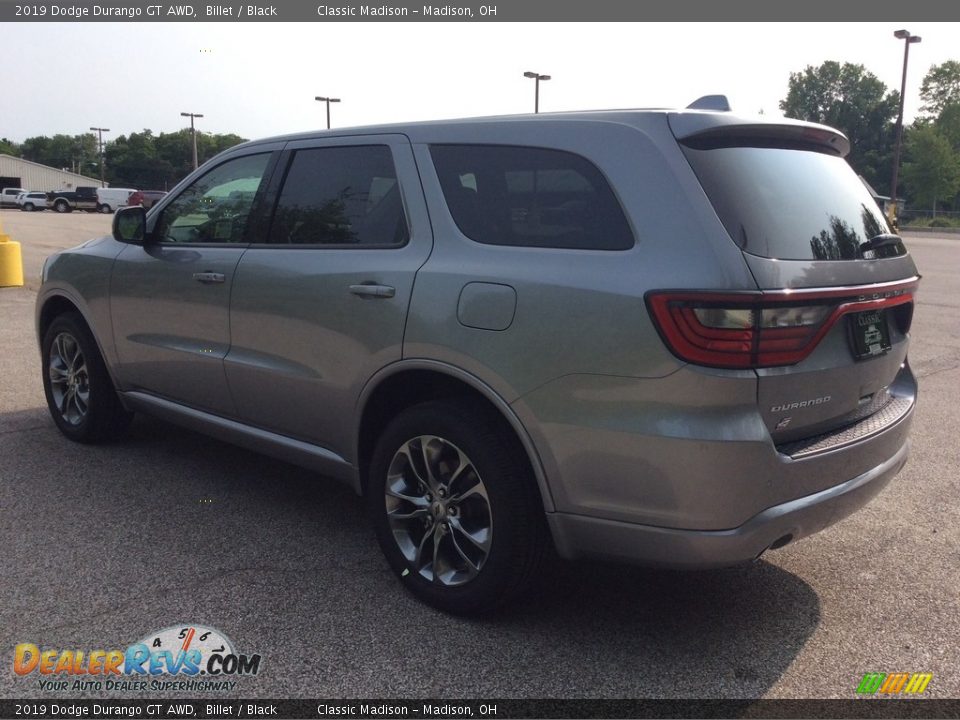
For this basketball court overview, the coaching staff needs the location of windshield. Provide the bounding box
[681,144,906,261]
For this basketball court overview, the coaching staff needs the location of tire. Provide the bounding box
[23,203,34,212]
[367,400,550,615]
[41,312,133,443]
[54,200,70,213]
[98,203,112,214]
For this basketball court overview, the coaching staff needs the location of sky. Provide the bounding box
[2,21,958,143]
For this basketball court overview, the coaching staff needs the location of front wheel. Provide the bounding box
[98,203,112,214]
[41,312,133,443]
[22,203,34,211]
[367,400,549,615]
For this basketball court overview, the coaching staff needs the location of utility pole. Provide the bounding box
[315,96,341,129]
[523,71,551,113]
[89,127,110,187]
[181,112,204,170]
[889,29,921,227]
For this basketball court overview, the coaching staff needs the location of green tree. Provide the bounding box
[153,129,194,181]
[934,103,960,151]
[0,138,18,156]
[14,129,247,189]
[19,134,98,174]
[780,61,899,194]
[20,136,51,163]
[920,60,960,118]
[901,124,960,215]
[106,130,174,189]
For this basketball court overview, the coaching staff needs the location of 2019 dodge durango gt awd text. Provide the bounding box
[36,105,919,614]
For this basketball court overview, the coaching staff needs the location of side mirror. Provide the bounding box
[112,206,147,244]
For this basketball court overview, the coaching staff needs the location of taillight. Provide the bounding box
[646,280,917,369]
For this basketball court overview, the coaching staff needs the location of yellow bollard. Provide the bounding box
[0,212,25,287]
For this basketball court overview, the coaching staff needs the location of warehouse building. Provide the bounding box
[0,154,102,193]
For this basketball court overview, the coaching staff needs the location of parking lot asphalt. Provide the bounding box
[0,209,958,700]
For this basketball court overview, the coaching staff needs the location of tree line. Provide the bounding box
[2,59,960,217]
[0,129,246,191]
[780,59,960,221]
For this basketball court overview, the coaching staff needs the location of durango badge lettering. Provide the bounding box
[771,396,832,413]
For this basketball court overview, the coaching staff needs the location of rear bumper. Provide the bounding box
[548,439,909,568]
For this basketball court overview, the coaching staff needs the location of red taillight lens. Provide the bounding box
[646,281,917,369]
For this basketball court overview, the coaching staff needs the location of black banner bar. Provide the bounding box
[3,699,960,720]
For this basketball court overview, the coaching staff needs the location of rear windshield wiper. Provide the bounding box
[860,233,903,253]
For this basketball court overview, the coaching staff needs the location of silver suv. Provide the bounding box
[36,105,919,614]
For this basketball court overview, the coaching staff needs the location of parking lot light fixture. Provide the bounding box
[523,71,551,113]
[315,96,341,130]
[889,29,921,227]
[181,112,204,170]
[89,127,110,187]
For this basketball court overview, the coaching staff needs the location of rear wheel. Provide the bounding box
[42,312,133,443]
[54,200,70,213]
[98,203,112,214]
[367,400,549,615]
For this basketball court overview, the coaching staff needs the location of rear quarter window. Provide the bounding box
[430,144,634,251]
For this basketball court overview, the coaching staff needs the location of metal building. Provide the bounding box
[0,154,102,193]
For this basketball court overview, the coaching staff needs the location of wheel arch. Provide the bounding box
[37,292,124,397]
[355,360,556,513]
[37,294,85,349]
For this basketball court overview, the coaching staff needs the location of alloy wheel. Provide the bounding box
[48,332,90,426]
[384,435,493,586]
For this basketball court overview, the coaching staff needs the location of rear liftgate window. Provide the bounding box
[430,144,634,250]
[681,142,907,261]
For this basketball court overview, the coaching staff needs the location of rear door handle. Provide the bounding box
[193,272,226,284]
[349,284,396,298]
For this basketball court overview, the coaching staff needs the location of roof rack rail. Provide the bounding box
[686,95,731,112]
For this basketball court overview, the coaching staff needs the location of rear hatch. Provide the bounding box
[663,115,918,447]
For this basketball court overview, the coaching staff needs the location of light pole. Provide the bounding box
[523,71,551,113]
[89,127,110,187]
[181,112,204,170]
[315,96,341,129]
[889,29,921,227]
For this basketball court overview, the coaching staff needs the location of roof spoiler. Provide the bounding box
[686,95,731,112]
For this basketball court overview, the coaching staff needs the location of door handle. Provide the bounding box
[193,272,226,284]
[349,284,396,298]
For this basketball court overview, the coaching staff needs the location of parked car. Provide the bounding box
[0,187,27,207]
[127,190,167,209]
[17,191,49,211]
[96,187,137,214]
[36,102,919,614]
[48,186,98,213]
[142,190,167,209]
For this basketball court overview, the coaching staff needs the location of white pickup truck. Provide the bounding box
[0,187,27,207]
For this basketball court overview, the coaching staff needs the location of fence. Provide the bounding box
[898,209,960,229]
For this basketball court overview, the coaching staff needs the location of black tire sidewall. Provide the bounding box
[367,401,542,614]
[41,313,121,442]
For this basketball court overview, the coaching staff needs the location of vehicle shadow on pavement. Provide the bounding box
[505,558,820,697]
[2,412,820,699]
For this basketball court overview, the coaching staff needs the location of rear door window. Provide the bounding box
[681,143,906,261]
[430,144,634,250]
[268,145,408,247]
